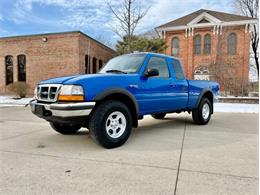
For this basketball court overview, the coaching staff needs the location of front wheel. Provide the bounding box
[50,122,81,134]
[89,100,132,149]
[192,98,212,125]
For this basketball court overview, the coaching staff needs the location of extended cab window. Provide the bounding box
[146,57,169,78]
[172,60,185,80]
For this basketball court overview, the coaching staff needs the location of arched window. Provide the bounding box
[227,33,237,54]
[171,37,179,56]
[5,55,13,85]
[98,59,103,69]
[92,57,97,73]
[194,35,201,54]
[85,55,90,74]
[204,34,211,54]
[17,55,26,81]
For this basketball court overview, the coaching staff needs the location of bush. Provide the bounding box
[7,82,29,98]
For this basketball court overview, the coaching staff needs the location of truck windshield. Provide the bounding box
[99,54,145,74]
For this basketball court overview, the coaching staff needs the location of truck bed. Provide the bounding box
[187,80,219,108]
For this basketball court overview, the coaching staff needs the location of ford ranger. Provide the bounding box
[30,52,219,148]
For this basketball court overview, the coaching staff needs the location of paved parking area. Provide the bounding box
[0,107,258,195]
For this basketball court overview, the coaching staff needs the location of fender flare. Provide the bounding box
[93,88,140,118]
[195,89,214,113]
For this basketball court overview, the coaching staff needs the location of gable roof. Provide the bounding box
[156,9,255,29]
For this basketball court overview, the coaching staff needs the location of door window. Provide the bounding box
[146,57,169,78]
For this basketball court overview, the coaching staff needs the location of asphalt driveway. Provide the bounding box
[0,107,258,195]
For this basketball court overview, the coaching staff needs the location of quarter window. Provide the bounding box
[5,55,13,85]
[172,60,185,80]
[146,57,169,78]
[17,55,26,81]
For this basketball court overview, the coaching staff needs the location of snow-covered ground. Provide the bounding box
[214,103,258,113]
[0,96,258,113]
[0,96,32,107]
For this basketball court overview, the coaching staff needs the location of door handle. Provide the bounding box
[170,84,176,87]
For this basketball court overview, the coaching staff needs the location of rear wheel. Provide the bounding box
[192,97,212,125]
[151,113,166,119]
[50,122,81,134]
[89,100,132,149]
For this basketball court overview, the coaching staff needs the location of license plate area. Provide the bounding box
[34,105,44,116]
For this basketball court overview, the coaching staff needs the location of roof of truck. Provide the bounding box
[128,52,180,60]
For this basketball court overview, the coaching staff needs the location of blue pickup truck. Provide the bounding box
[30,52,219,148]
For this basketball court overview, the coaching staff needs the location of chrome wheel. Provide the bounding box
[202,103,210,120]
[105,111,127,139]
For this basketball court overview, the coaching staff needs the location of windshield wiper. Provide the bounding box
[106,70,127,74]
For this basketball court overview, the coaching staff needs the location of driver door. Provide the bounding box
[138,56,174,114]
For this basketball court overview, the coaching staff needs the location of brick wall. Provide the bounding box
[164,25,250,95]
[0,32,116,95]
[78,34,117,74]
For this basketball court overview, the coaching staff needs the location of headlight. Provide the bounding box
[59,85,84,95]
[58,85,84,101]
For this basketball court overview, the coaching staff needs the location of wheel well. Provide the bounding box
[96,93,138,127]
[202,91,213,113]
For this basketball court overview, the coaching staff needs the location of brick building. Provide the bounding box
[156,9,258,95]
[0,31,116,94]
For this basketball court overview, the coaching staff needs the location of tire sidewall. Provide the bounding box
[198,98,212,124]
[95,102,132,147]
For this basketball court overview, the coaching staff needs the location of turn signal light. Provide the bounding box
[58,95,84,101]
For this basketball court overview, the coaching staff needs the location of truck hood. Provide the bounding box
[39,73,140,101]
[39,73,138,85]
[39,75,80,84]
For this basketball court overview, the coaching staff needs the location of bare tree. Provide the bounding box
[236,0,259,76]
[95,34,114,48]
[212,28,246,96]
[108,0,150,52]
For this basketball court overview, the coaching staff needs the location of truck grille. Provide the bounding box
[37,84,62,102]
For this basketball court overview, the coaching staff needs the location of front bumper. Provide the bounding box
[30,100,95,125]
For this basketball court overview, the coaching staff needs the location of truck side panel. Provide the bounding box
[187,80,219,109]
[168,58,189,110]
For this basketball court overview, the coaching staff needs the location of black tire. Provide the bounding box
[192,97,212,125]
[50,122,81,134]
[89,100,132,149]
[151,113,166,119]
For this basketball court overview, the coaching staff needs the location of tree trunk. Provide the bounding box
[252,44,259,77]
[127,0,132,53]
[254,53,259,76]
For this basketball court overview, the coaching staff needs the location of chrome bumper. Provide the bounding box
[30,100,95,118]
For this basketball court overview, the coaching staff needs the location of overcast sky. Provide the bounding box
[0,0,237,46]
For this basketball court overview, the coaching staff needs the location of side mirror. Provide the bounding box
[144,68,159,78]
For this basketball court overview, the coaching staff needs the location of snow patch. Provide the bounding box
[0,96,32,106]
[214,103,259,113]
